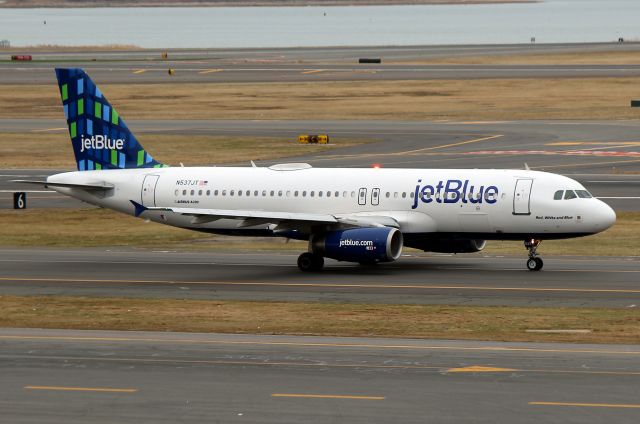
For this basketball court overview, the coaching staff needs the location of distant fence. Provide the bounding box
[0,40,10,48]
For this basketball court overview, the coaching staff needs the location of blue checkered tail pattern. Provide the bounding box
[55,68,165,171]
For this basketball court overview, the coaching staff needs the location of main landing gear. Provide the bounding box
[524,239,543,271]
[297,252,324,272]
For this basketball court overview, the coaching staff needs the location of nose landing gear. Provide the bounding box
[524,239,543,271]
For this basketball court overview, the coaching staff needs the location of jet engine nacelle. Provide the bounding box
[312,227,403,263]
[416,239,487,253]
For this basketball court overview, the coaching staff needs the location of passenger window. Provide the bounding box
[343,191,347,197]
[385,192,390,198]
[576,190,592,199]
[182,189,186,195]
[190,190,195,196]
[278,190,283,197]
[230,190,235,196]
[270,190,274,196]
[351,191,355,198]
[318,191,323,197]
[222,190,226,196]
[302,191,307,197]
[262,190,266,196]
[294,191,299,197]
[564,190,577,200]
[286,190,291,197]
[394,192,398,198]
[206,190,210,196]
[553,190,563,200]
[335,191,339,197]
[198,190,202,196]
[402,192,406,198]
[246,190,250,196]
[410,192,414,198]
[310,191,315,197]
[326,191,331,197]
[214,190,219,196]
[254,190,258,196]
[237,190,242,196]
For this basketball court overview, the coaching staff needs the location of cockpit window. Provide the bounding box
[564,190,577,200]
[576,190,592,199]
[553,190,563,200]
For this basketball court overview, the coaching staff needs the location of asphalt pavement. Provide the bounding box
[1,249,638,307]
[1,328,639,424]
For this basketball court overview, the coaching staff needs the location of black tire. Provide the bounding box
[298,252,324,272]
[526,258,537,271]
[534,257,544,271]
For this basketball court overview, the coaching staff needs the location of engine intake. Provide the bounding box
[312,227,403,263]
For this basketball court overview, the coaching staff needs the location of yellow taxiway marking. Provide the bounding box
[132,69,147,74]
[447,365,517,373]
[530,401,640,409]
[272,393,384,400]
[199,69,224,74]
[401,134,504,155]
[301,69,326,75]
[2,276,640,293]
[30,127,66,133]
[25,385,138,393]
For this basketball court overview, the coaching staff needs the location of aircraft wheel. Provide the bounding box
[534,257,544,271]
[527,257,543,271]
[298,252,324,272]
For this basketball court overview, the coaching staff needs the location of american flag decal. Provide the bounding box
[199,180,208,186]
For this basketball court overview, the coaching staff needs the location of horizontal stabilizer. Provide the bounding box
[11,180,114,190]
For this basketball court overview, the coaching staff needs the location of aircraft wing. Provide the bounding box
[144,205,400,229]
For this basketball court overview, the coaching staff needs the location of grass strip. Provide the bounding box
[0,208,637,256]
[1,295,638,344]
[2,77,640,121]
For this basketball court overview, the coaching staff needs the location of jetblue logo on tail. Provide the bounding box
[80,135,124,153]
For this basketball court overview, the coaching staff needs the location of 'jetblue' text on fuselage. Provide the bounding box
[412,179,499,209]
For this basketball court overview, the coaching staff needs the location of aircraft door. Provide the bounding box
[358,188,367,205]
[371,188,380,206]
[141,174,160,207]
[513,179,533,215]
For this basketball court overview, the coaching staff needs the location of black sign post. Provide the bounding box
[13,192,26,209]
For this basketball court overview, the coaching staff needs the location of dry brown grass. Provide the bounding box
[1,295,638,344]
[2,78,639,121]
[0,132,368,168]
[391,50,640,65]
[0,208,637,257]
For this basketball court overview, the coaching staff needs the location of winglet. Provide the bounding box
[130,200,148,217]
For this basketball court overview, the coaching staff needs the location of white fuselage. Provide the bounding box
[47,165,616,241]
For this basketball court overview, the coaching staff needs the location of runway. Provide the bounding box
[1,327,639,423]
[1,249,638,307]
[3,43,640,84]
[2,119,639,210]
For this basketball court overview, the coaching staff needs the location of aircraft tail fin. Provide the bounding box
[54,68,165,171]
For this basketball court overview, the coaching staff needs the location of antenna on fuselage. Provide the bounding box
[250,160,257,168]
[524,163,530,171]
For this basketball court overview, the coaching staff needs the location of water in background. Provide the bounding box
[0,0,638,48]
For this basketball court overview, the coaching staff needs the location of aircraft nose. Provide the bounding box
[595,200,616,231]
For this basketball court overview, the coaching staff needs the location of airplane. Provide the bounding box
[16,68,616,272]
